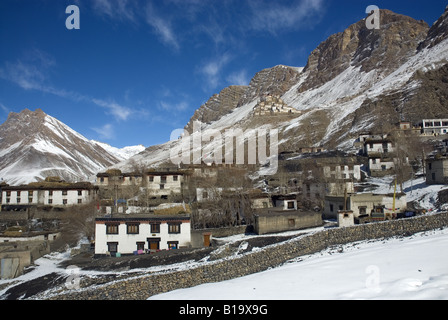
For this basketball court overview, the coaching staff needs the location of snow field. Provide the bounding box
[149,228,448,300]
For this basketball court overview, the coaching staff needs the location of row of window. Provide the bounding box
[4,198,84,204]
[106,240,179,253]
[424,121,448,128]
[105,223,182,235]
[148,175,179,182]
[4,190,85,196]
[100,175,179,183]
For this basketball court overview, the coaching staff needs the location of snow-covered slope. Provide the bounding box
[116,7,448,173]
[150,228,448,300]
[0,109,142,185]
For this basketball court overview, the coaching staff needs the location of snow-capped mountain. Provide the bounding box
[91,141,145,163]
[0,109,143,185]
[117,7,448,172]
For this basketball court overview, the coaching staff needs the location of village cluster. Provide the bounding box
[1,118,448,278]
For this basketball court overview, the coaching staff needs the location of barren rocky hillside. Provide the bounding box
[114,7,448,175]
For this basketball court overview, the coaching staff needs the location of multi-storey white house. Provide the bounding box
[96,170,186,199]
[145,171,185,198]
[94,215,191,256]
[364,138,395,156]
[1,182,98,207]
[422,119,448,135]
[323,164,362,181]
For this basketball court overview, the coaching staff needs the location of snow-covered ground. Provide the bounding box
[150,228,448,300]
[359,175,448,212]
[1,174,447,300]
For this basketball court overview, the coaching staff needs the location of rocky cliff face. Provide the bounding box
[117,7,448,173]
[185,65,302,132]
[185,85,247,132]
[301,10,429,92]
[418,5,448,50]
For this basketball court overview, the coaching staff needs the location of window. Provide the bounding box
[136,242,145,251]
[287,201,295,209]
[151,223,160,233]
[77,199,82,204]
[107,242,118,253]
[330,204,334,212]
[78,190,82,196]
[106,224,119,234]
[49,190,53,196]
[48,199,53,204]
[168,223,181,234]
[62,190,68,196]
[161,176,167,184]
[359,207,367,216]
[173,175,178,182]
[432,173,436,181]
[127,223,139,234]
[63,199,68,205]
[160,184,165,190]
[428,163,432,170]
[149,176,154,182]
[203,191,208,199]
[168,241,179,250]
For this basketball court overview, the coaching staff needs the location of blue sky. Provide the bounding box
[0,0,447,148]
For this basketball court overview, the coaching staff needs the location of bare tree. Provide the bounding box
[57,203,97,248]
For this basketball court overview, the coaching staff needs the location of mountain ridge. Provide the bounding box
[114,6,448,174]
[2,7,448,183]
[0,108,144,185]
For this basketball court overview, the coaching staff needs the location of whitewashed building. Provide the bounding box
[96,170,186,199]
[1,183,98,207]
[145,171,185,198]
[94,215,191,256]
[323,193,407,220]
[422,119,448,135]
[426,157,448,185]
[364,138,395,156]
[323,164,362,181]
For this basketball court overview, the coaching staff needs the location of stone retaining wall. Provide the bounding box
[49,212,448,300]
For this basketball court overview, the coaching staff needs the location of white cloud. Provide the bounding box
[159,101,189,112]
[226,69,250,86]
[145,3,180,51]
[0,53,87,104]
[91,98,132,122]
[199,53,232,90]
[0,102,10,114]
[92,123,115,140]
[92,0,137,23]
[248,0,325,34]
[0,53,146,123]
